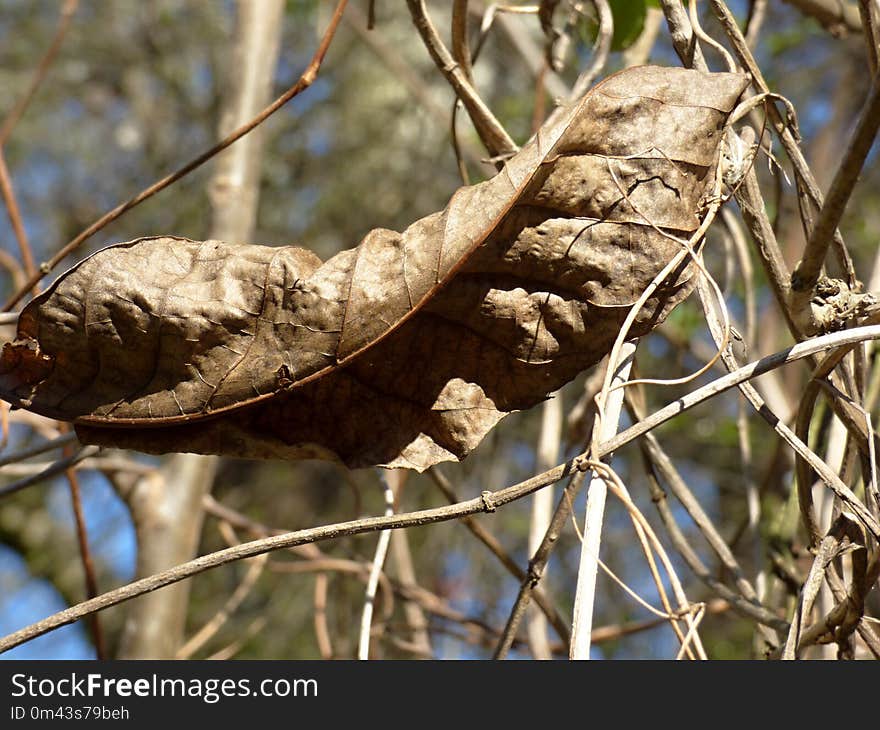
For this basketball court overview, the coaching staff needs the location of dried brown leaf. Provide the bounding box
[0,66,748,470]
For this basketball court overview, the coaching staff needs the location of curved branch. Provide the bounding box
[406,0,517,159]
[6,324,880,653]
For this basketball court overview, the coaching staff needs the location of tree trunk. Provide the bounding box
[117,0,285,658]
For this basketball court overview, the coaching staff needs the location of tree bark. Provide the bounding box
[117,0,285,658]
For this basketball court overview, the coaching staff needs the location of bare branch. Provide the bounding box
[451,0,474,81]
[0,466,582,654]
[0,151,37,285]
[708,0,858,295]
[406,0,518,159]
[791,74,880,295]
[428,468,572,646]
[0,0,78,145]
[8,325,880,653]
[570,341,636,659]
[858,0,880,74]
[358,471,395,659]
[782,0,862,35]
[0,432,78,467]
[568,0,613,100]
[659,0,708,71]
[0,446,99,499]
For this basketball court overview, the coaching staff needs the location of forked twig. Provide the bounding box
[659,0,708,71]
[631,399,788,635]
[599,463,708,659]
[406,0,517,161]
[708,0,857,290]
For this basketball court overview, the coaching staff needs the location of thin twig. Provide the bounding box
[745,0,768,47]
[344,4,487,172]
[569,0,613,99]
[570,341,636,659]
[202,495,323,563]
[527,394,562,659]
[382,470,431,657]
[598,464,708,659]
[540,0,614,130]
[8,327,880,652]
[593,599,730,644]
[427,467,572,645]
[493,8,570,100]
[689,0,735,72]
[406,0,517,160]
[388,526,433,657]
[712,291,880,542]
[176,530,268,659]
[0,150,37,283]
[451,0,474,82]
[492,366,607,659]
[858,0,880,74]
[0,0,79,146]
[313,573,333,659]
[733,169,801,339]
[790,73,880,294]
[0,252,26,298]
[2,461,578,653]
[709,0,857,291]
[498,324,880,657]
[795,368,848,546]
[63,462,105,659]
[642,434,788,645]
[633,408,788,634]
[659,0,708,71]
[268,557,395,626]
[0,432,78,467]
[782,513,863,658]
[0,445,100,498]
[626,382,785,641]
[358,471,395,660]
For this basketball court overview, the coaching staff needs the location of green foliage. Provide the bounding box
[580,0,655,52]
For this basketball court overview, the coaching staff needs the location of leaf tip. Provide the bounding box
[0,336,54,405]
